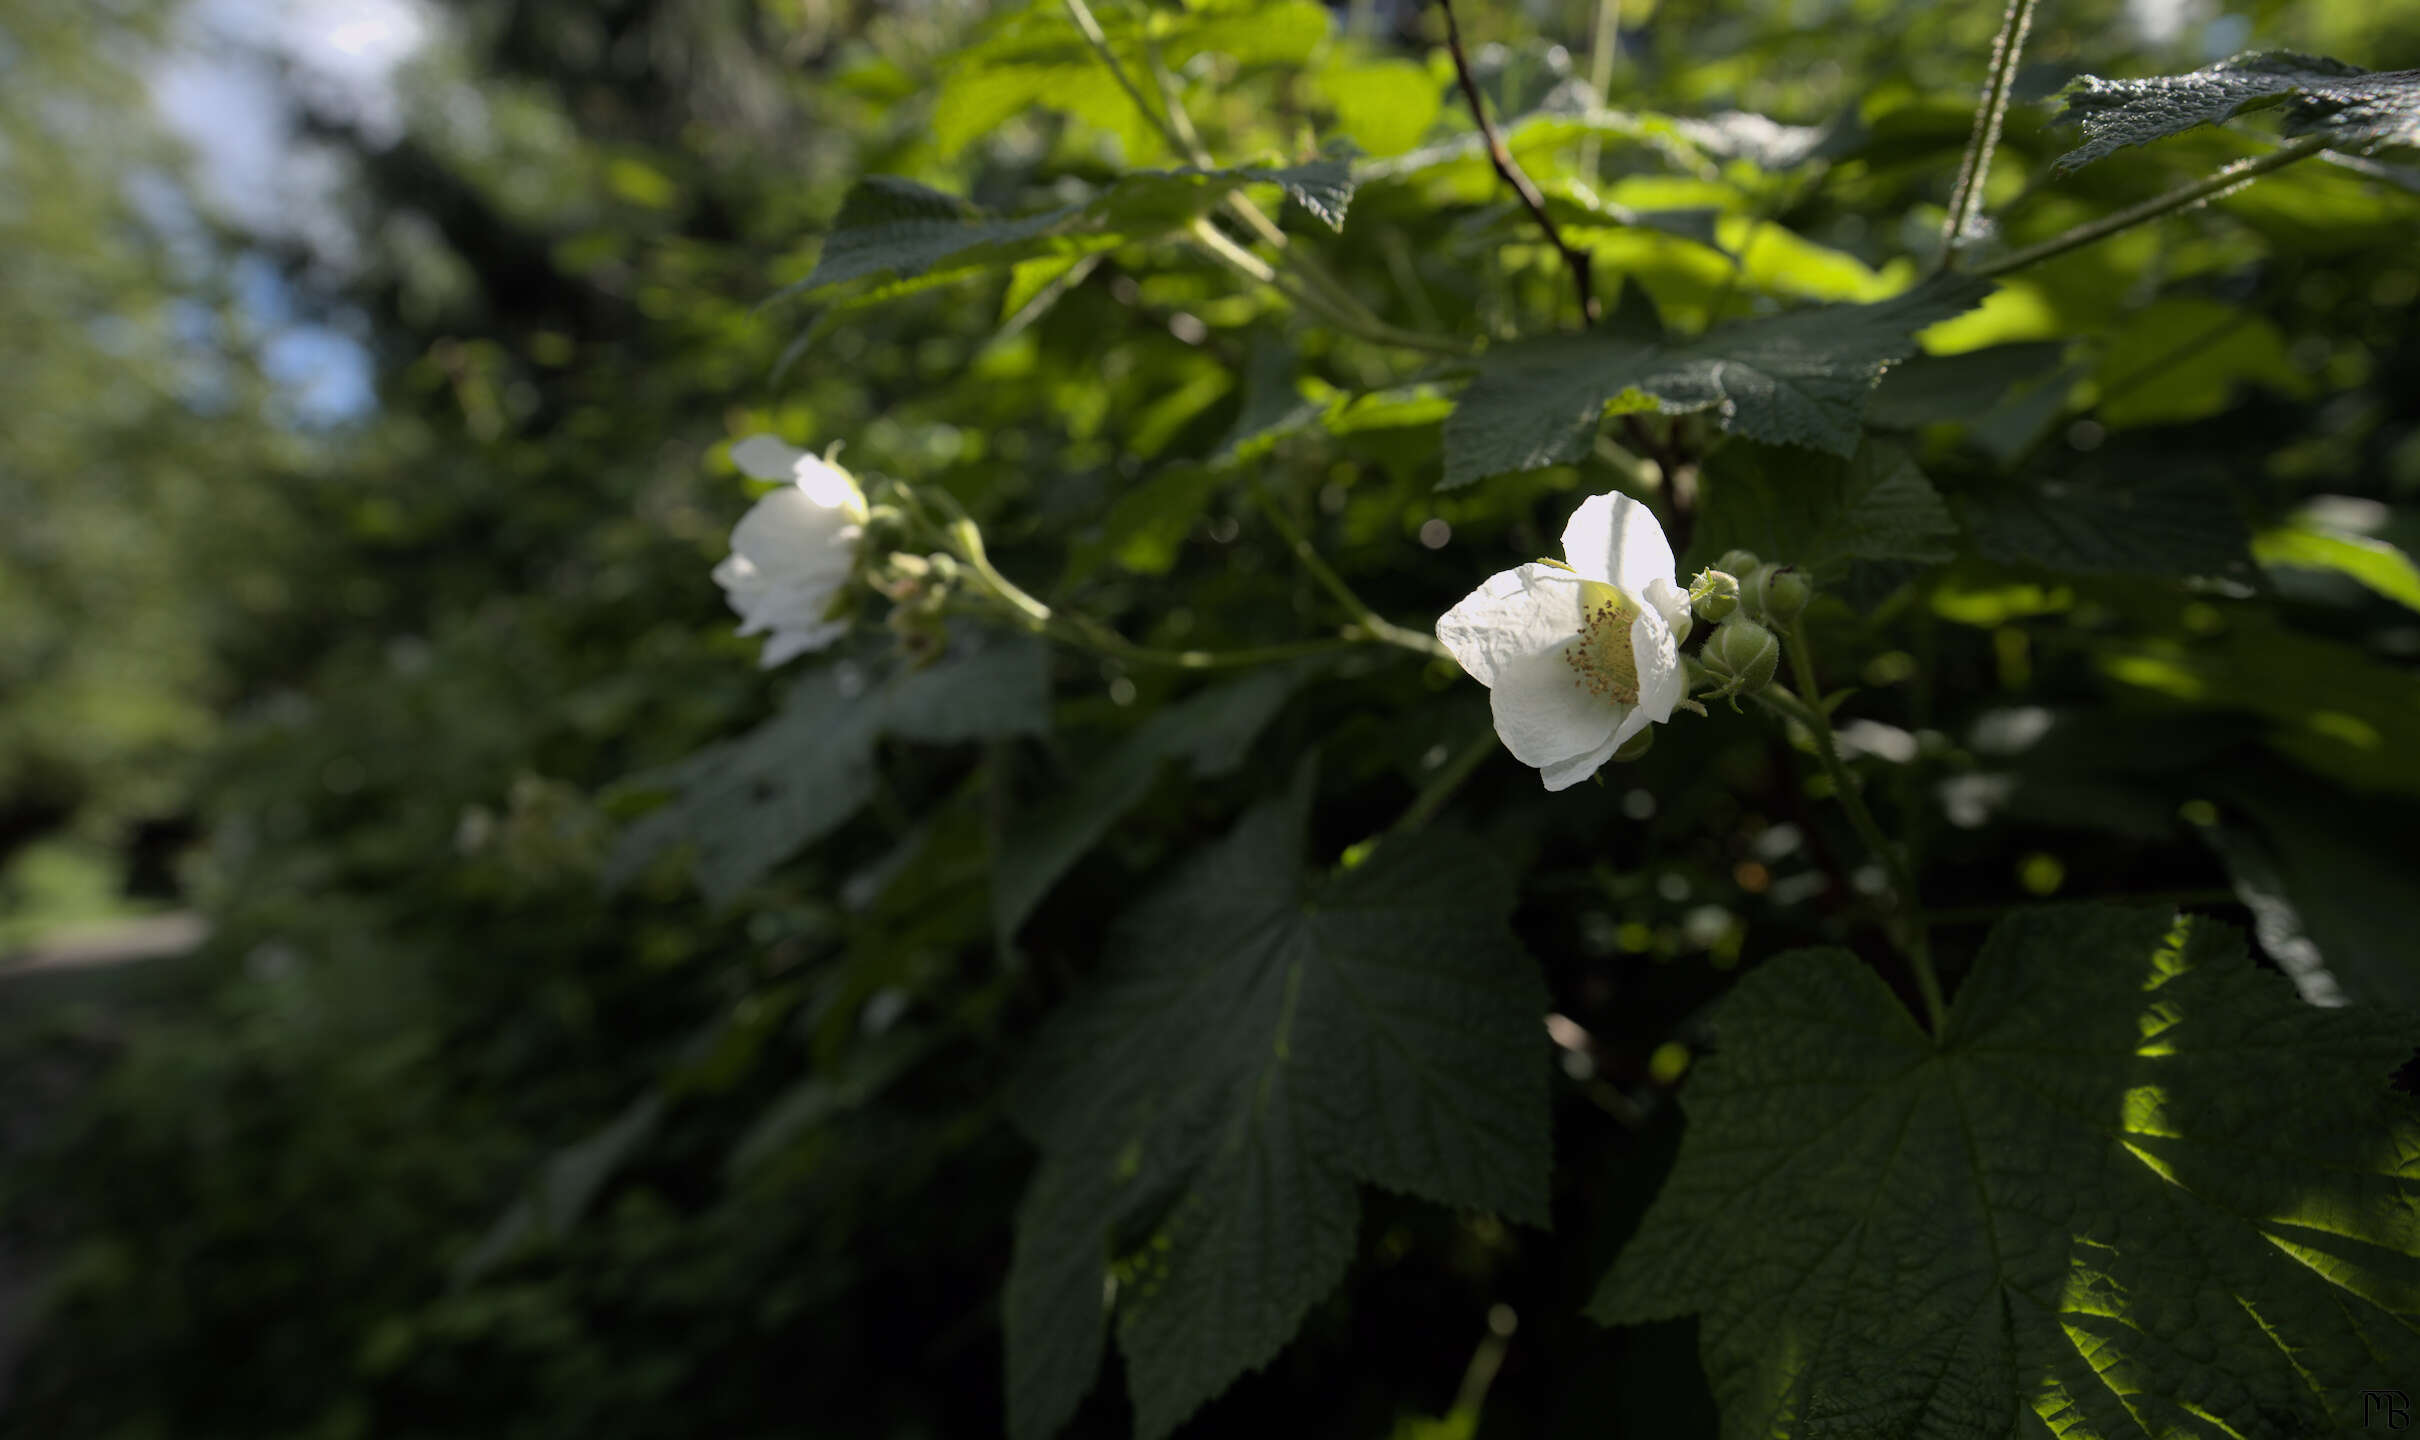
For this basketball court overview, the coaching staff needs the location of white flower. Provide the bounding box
[713,434,869,668]
[1436,492,1690,791]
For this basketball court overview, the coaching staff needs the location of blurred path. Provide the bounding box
[1,913,208,976]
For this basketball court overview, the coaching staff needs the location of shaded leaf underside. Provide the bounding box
[1007,790,1550,1440]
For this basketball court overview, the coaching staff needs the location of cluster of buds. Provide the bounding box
[1683,547,1812,706]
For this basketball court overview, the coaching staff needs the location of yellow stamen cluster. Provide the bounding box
[1564,580,1642,706]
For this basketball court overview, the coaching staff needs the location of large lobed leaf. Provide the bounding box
[2055,52,2420,173]
[1007,782,1551,1440]
[1593,905,2420,1440]
[1441,275,1992,486]
[606,637,1049,906]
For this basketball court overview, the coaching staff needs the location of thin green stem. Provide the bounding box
[1394,725,1498,833]
[1939,0,2041,264]
[1250,482,1448,658]
[1057,0,1170,145]
[1047,615,1359,669]
[1970,134,2331,280]
[1756,681,1947,1037]
[1577,0,1623,176]
[1187,219,1469,355]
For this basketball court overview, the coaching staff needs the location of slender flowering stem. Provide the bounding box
[1939,0,2041,264]
[1436,0,1599,325]
[1060,0,1458,354]
[1755,681,1948,1037]
[1250,482,1450,658]
[1971,134,2331,280]
[1394,725,1499,833]
[1577,0,1623,177]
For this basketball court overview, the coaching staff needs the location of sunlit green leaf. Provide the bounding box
[2055,52,2420,172]
[1594,905,2420,1440]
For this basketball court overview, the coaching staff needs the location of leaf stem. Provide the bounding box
[1969,133,2331,280]
[1939,0,2040,264]
[1184,220,1468,354]
[1755,679,1947,1036]
[1395,725,1499,833]
[1577,0,1624,177]
[1062,0,1456,355]
[1436,0,1600,325]
[1250,481,1449,659]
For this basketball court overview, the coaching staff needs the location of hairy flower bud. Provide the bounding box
[1714,548,1762,578]
[1747,564,1813,624]
[1703,618,1781,695]
[1690,567,1741,624]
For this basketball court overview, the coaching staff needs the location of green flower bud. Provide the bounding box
[1747,564,1813,624]
[1714,548,1762,578]
[1689,567,1741,624]
[1702,618,1780,695]
[1612,725,1655,762]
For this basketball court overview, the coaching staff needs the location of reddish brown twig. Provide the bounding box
[1436,0,1599,326]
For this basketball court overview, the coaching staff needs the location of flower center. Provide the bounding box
[1564,580,1642,705]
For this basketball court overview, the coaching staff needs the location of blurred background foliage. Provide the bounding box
[1,0,2415,1435]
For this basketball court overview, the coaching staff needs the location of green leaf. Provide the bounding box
[608,637,1049,906]
[2201,773,2420,1011]
[2054,52,2420,173]
[1866,342,2065,431]
[1007,788,1550,1440]
[2253,508,2420,613]
[1693,439,1960,579]
[992,666,1307,940]
[1593,905,2420,1440]
[1441,275,1993,486]
[2093,299,2309,430]
[1960,468,2249,577]
[934,0,1333,160]
[795,161,1357,300]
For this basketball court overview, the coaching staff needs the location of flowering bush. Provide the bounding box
[10,1,2420,1438]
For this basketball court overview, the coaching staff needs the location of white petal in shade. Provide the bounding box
[1560,491,1675,593]
[1539,727,1623,791]
[755,620,849,669]
[1643,575,1690,632]
[732,433,810,481]
[1487,643,1618,770]
[1626,603,1684,725]
[1436,563,1587,689]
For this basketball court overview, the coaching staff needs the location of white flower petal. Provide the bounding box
[1560,491,1675,592]
[755,620,848,668]
[1436,563,1587,689]
[732,433,810,481]
[1539,728,1622,791]
[1487,643,1618,769]
[1628,604,1684,725]
[1644,575,1690,631]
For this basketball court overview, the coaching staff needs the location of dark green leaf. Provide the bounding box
[1442,275,1993,486]
[608,637,1049,905]
[1593,905,2420,1440]
[1960,467,2249,576]
[992,666,1306,939]
[1007,788,1549,1440]
[1866,342,2065,431]
[2054,52,2420,173]
[1694,439,1960,579]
